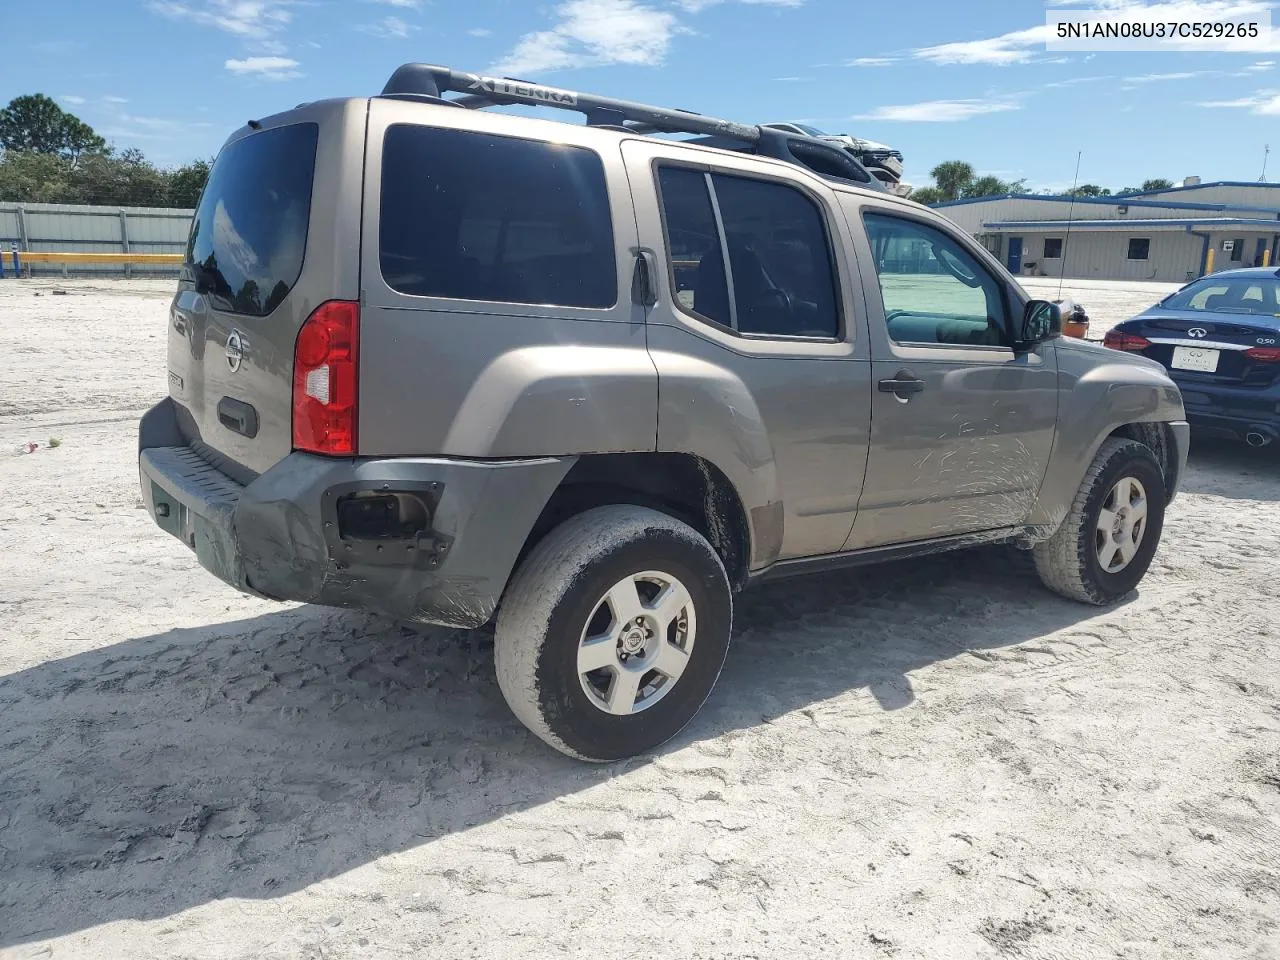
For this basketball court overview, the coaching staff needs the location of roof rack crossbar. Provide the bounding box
[381,63,761,145]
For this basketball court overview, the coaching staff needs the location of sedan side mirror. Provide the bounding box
[1019,299,1063,346]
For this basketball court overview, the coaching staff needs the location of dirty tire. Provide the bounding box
[495,505,732,762]
[1033,437,1166,605]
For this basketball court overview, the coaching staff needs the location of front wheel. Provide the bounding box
[494,505,733,762]
[1032,437,1167,605]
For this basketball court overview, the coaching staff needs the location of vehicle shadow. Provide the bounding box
[1180,433,1280,501]
[0,549,1116,947]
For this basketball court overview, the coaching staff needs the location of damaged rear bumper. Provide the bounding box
[137,398,573,628]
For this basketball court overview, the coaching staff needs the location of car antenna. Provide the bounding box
[1057,150,1082,301]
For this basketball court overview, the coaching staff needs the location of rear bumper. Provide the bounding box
[1175,379,1280,441]
[138,398,573,628]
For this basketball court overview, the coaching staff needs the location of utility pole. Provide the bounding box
[1261,144,1271,182]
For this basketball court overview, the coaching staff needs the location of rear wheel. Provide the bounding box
[1033,437,1166,604]
[495,505,732,761]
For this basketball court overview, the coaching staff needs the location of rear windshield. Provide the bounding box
[185,122,318,317]
[379,125,617,308]
[1162,276,1280,316]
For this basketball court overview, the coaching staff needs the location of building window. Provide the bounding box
[1127,238,1151,261]
[1043,237,1063,259]
[1230,238,1244,262]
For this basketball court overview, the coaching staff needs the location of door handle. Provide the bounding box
[878,373,926,397]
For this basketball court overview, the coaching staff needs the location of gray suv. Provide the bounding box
[138,64,1189,761]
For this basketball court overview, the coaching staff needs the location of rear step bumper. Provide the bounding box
[138,398,573,628]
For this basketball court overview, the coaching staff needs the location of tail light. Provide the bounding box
[292,300,359,455]
[1103,330,1151,352]
[1245,346,1280,363]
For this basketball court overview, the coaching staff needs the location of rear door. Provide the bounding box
[167,100,366,480]
[621,139,874,563]
[841,201,1059,549]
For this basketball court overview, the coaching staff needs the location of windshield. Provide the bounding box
[1162,276,1280,316]
[793,123,828,136]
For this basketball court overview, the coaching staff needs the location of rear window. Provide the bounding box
[1164,276,1280,315]
[379,125,617,308]
[185,122,317,317]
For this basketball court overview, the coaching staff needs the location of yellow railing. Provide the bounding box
[10,251,183,264]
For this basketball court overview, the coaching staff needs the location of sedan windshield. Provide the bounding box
[1162,276,1280,316]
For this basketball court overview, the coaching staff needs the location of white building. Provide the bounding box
[931,180,1280,284]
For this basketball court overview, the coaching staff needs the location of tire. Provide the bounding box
[494,505,732,762]
[1032,437,1167,605]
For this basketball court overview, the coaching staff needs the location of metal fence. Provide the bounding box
[0,202,194,277]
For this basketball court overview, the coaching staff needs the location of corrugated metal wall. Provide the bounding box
[935,196,1280,235]
[1138,185,1280,208]
[0,202,193,276]
[1019,230,1205,283]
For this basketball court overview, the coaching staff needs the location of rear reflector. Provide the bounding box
[1245,346,1280,363]
[1103,330,1151,352]
[292,300,359,455]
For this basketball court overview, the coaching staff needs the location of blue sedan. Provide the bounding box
[1104,267,1280,447]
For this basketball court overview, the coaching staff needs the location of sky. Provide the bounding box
[5,0,1279,191]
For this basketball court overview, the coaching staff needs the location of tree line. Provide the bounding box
[909,161,1174,205]
[0,94,211,208]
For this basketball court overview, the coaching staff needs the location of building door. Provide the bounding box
[1007,236,1023,273]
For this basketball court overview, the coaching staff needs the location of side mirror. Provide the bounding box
[1019,299,1063,346]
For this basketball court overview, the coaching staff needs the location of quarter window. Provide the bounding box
[1127,237,1151,261]
[379,125,617,308]
[862,213,1009,347]
[656,166,840,339]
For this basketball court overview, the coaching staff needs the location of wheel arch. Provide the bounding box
[514,452,755,591]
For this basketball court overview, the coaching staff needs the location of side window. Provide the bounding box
[1127,238,1150,261]
[862,213,1009,347]
[379,125,617,308]
[656,166,840,339]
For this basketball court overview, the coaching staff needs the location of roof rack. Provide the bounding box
[379,63,885,191]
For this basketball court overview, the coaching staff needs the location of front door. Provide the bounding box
[621,138,874,564]
[841,205,1059,549]
[1007,236,1023,274]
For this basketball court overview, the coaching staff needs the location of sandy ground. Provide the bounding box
[1,277,1278,960]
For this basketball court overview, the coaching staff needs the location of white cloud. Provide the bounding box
[60,95,87,105]
[1043,74,1111,87]
[1124,71,1202,82]
[103,96,129,104]
[1245,59,1276,71]
[676,0,802,9]
[224,56,302,79]
[773,75,814,81]
[852,99,1021,122]
[360,15,417,38]
[911,1,1278,66]
[148,0,294,38]
[468,27,493,37]
[850,56,897,66]
[1199,89,1280,113]
[492,0,682,74]
[364,0,420,6]
[914,24,1051,65]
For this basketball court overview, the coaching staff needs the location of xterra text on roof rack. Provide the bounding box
[139,63,1189,761]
